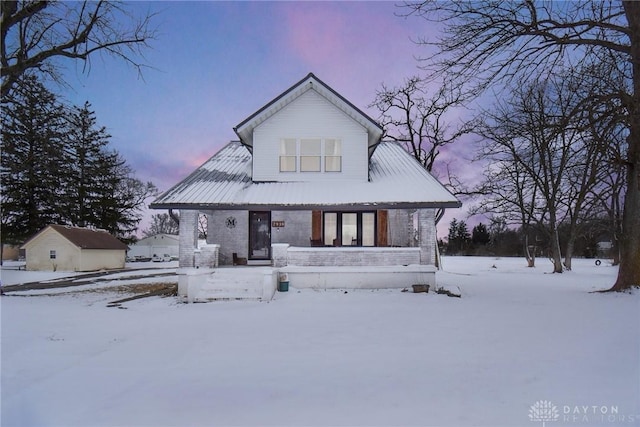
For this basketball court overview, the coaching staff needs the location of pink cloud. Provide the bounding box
[278,2,429,108]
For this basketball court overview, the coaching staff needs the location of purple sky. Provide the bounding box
[61,1,473,236]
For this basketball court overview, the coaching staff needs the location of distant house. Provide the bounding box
[21,225,128,271]
[127,234,179,259]
[151,73,460,300]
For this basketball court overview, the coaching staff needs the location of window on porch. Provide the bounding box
[323,212,376,246]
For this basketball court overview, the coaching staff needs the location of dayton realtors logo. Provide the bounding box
[529,400,560,427]
[529,401,637,425]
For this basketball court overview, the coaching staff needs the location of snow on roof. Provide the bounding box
[151,141,461,211]
[22,225,128,250]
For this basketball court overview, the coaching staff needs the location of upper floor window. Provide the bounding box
[50,250,57,259]
[324,139,342,172]
[300,139,321,172]
[279,138,297,172]
[279,138,342,173]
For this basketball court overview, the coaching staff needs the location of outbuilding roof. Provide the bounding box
[150,140,461,211]
[22,225,129,250]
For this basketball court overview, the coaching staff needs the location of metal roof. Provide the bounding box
[150,141,461,211]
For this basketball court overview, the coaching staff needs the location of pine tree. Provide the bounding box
[63,102,112,228]
[2,77,157,246]
[1,75,67,244]
[92,152,157,243]
[472,223,490,246]
[447,218,459,253]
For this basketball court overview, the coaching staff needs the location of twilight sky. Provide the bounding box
[60,1,472,235]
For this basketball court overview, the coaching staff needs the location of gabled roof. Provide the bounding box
[234,73,384,151]
[22,225,129,250]
[151,140,461,211]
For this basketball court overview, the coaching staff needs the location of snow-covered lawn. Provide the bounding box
[1,257,638,427]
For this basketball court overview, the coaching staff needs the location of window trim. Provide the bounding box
[322,211,376,247]
[279,138,342,173]
[279,138,297,172]
[324,139,342,172]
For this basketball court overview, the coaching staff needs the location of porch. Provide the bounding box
[177,243,436,302]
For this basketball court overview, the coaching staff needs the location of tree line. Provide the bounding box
[1,1,157,258]
[373,1,638,291]
[442,217,614,262]
[1,75,157,248]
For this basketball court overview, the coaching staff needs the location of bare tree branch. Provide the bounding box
[1,1,157,97]
[370,76,474,173]
[402,0,639,290]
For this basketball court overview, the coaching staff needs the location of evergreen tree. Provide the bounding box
[456,220,471,254]
[447,218,459,253]
[1,77,157,246]
[64,102,112,228]
[1,75,67,244]
[446,218,472,254]
[93,152,157,243]
[472,223,490,246]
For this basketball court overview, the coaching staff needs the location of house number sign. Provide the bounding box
[272,221,285,228]
[225,216,236,229]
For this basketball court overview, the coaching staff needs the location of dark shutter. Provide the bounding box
[377,210,388,247]
[312,210,322,241]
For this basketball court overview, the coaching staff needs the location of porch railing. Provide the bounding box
[272,244,421,267]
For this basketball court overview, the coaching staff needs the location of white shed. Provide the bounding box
[21,225,128,272]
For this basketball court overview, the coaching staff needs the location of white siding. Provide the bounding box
[252,89,369,182]
[23,228,125,271]
[24,229,80,271]
[79,249,125,271]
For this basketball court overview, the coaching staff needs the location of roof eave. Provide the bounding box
[234,73,384,148]
[149,200,462,211]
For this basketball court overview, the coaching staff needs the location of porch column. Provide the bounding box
[272,243,289,268]
[417,209,436,265]
[179,210,199,268]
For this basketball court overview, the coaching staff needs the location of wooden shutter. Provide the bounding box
[377,210,388,247]
[311,210,322,241]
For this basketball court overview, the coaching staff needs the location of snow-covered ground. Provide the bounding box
[1,257,638,427]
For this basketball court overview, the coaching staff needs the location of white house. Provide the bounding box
[127,233,179,259]
[21,225,128,271]
[151,73,461,301]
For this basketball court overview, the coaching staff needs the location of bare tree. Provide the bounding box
[1,1,157,97]
[142,213,179,238]
[198,213,208,240]
[404,0,640,290]
[478,76,601,273]
[370,76,473,173]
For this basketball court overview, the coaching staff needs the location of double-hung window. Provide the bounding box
[279,138,297,172]
[324,139,342,172]
[280,138,342,173]
[300,139,321,172]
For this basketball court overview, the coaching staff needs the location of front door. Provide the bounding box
[249,211,271,260]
